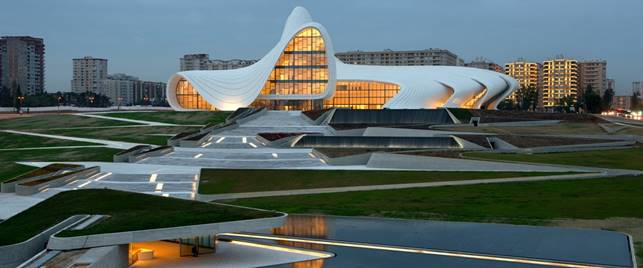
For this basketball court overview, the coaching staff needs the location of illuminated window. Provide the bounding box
[323,80,400,109]
[174,79,215,110]
[260,27,328,96]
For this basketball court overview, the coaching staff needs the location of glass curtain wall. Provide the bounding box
[323,80,400,109]
[175,79,215,110]
[259,27,328,96]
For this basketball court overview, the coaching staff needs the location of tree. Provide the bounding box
[0,86,12,107]
[497,99,516,110]
[601,88,614,111]
[582,85,602,114]
[557,95,577,113]
[515,86,538,111]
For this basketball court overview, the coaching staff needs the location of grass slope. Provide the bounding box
[226,176,643,225]
[465,148,643,171]
[0,114,137,130]
[100,111,231,125]
[37,126,200,145]
[0,147,121,182]
[0,189,279,245]
[199,169,576,194]
[0,132,97,148]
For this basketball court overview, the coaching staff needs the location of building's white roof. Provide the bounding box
[167,7,517,111]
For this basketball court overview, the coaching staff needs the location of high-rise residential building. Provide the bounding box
[335,48,464,66]
[578,60,607,95]
[542,58,579,107]
[633,81,643,96]
[71,56,108,94]
[180,54,257,71]
[607,79,616,90]
[0,36,45,95]
[134,81,166,104]
[465,58,504,73]
[612,96,633,110]
[100,73,139,105]
[504,60,541,104]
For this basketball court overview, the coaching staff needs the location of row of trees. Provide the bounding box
[1,85,113,110]
[498,85,629,114]
[1,84,169,111]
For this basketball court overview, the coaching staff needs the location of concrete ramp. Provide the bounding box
[366,152,589,172]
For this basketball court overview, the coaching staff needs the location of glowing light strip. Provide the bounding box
[162,193,170,197]
[77,180,92,188]
[94,172,112,182]
[216,137,225,143]
[319,159,327,164]
[242,137,247,143]
[220,233,604,268]
[207,136,214,142]
[228,240,332,258]
[201,142,213,148]
[308,153,316,158]
[149,173,157,183]
[272,153,278,158]
[194,153,203,159]
[155,183,164,191]
[193,174,199,181]
[249,142,258,148]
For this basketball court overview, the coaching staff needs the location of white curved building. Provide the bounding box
[167,7,518,111]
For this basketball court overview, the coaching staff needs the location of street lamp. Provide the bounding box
[118,96,123,110]
[57,96,63,112]
[17,96,25,113]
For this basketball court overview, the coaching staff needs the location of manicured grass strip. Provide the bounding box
[199,169,577,194]
[0,189,279,245]
[36,126,200,145]
[0,132,98,149]
[465,148,643,171]
[0,147,121,182]
[0,114,137,130]
[226,176,643,225]
[100,111,231,125]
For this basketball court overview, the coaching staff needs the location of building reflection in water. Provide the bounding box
[272,215,328,268]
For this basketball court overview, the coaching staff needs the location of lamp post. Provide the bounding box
[17,96,25,113]
[57,96,62,112]
[118,96,123,110]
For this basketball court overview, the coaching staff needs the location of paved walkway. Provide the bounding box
[0,193,44,220]
[198,172,621,201]
[74,113,177,126]
[0,145,107,151]
[2,129,143,149]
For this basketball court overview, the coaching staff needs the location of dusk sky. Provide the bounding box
[2,0,642,95]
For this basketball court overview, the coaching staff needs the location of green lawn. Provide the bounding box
[0,132,98,148]
[0,114,137,130]
[0,147,121,183]
[35,126,200,145]
[465,148,643,171]
[226,176,643,225]
[199,169,577,194]
[100,111,231,125]
[0,189,280,245]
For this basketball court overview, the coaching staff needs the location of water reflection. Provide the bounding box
[272,215,328,268]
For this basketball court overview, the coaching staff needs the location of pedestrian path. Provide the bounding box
[2,129,143,149]
[74,113,177,126]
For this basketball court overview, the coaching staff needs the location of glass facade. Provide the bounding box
[175,79,215,110]
[259,27,328,96]
[323,80,400,109]
[462,88,487,108]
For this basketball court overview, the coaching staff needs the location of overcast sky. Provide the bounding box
[2,0,642,95]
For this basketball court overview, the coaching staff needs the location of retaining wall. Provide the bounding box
[0,215,88,268]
